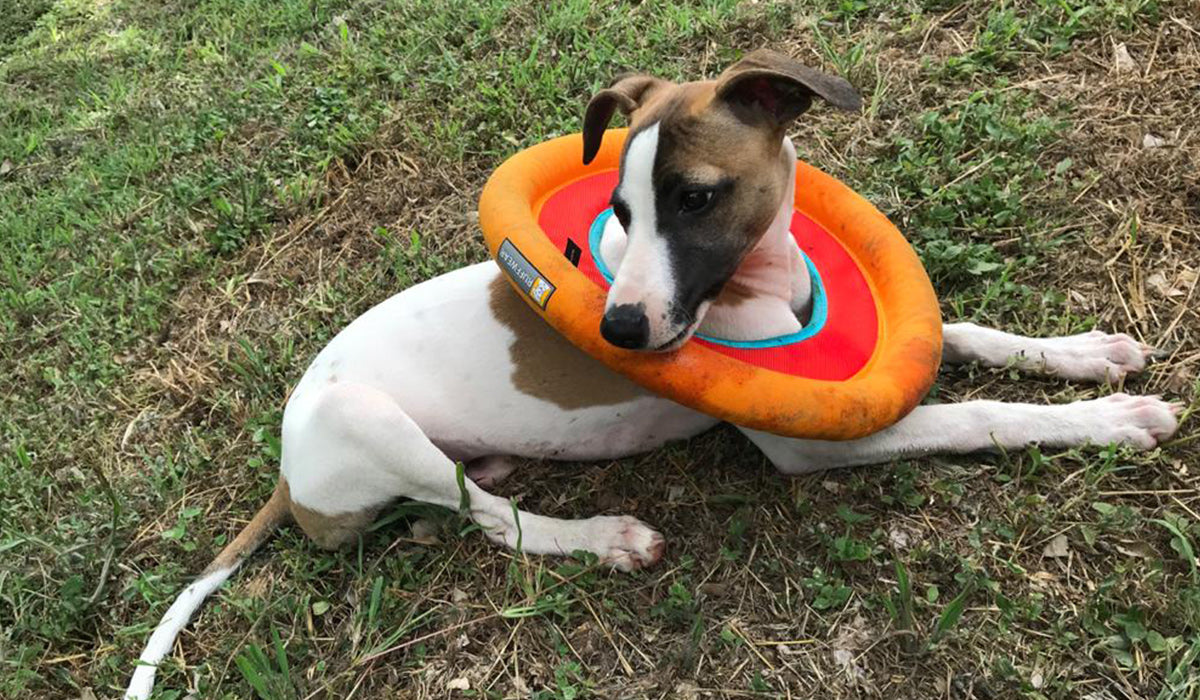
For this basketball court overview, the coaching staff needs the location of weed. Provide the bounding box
[235,626,297,700]
[532,660,593,700]
[884,559,976,653]
[1154,512,1199,583]
[652,579,699,627]
[804,568,852,611]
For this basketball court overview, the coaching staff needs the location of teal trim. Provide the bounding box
[586,208,827,349]
[588,207,617,283]
[696,252,827,348]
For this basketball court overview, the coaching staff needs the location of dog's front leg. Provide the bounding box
[942,322,1157,383]
[739,394,1180,473]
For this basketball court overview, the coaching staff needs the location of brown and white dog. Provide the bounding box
[126,50,1179,698]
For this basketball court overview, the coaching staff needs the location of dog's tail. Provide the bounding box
[125,479,292,700]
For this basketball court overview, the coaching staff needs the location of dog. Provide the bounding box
[125,49,1180,698]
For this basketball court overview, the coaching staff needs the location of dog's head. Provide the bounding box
[583,49,860,351]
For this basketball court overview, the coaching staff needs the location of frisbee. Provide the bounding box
[478,129,942,440]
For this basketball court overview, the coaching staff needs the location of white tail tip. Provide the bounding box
[124,565,236,700]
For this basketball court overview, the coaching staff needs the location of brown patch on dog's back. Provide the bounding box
[488,274,647,410]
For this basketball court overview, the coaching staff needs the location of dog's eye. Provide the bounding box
[679,189,713,214]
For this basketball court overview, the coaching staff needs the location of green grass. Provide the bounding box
[2,0,1198,697]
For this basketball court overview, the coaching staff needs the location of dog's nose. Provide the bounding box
[600,304,650,349]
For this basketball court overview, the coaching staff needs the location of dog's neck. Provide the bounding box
[697,137,811,341]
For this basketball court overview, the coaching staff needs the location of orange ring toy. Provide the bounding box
[479,129,942,440]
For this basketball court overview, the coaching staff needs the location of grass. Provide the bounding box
[2,0,1198,697]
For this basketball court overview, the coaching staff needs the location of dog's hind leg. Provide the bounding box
[283,382,664,570]
[740,394,1181,474]
[942,322,1157,384]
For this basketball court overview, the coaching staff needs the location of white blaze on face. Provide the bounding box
[605,123,679,346]
[599,214,628,270]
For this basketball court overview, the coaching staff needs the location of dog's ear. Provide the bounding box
[714,49,861,128]
[583,74,667,165]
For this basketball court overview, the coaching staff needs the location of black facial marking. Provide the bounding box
[610,194,631,229]
[651,126,759,324]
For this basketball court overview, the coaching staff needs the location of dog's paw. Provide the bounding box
[1083,393,1181,449]
[1034,331,1156,383]
[585,516,665,572]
